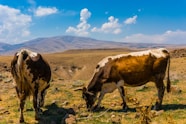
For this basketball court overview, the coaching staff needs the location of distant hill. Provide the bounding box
[0,35,185,55]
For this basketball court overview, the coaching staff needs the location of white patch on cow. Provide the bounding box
[17,49,38,57]
[96,48,168,72]
[29,51,38,58]
[24,49,38,59]
[94,56,112,73]
[128,50,150,57]
[150,48,168,58]
[16,49,39,61]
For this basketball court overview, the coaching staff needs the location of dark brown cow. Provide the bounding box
[11,49,51,123]
[82,48,171,111]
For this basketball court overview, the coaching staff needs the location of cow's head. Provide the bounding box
[82,87,96,111]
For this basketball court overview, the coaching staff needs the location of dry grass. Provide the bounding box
[0,49,186,124]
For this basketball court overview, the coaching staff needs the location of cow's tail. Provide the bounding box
[17,49,27,93]
[17,50,24,76]
[166,55,171,93]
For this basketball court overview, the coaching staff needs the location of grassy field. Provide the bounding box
[0,48,186,124]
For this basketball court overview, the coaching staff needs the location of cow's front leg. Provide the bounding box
[33,84,41,120]
[33,93,43,120]
[118,86,128,111]
[93,92,105,110]
[154,80,165,110]
[33,93,39,120]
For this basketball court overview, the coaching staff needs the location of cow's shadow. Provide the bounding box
[162,104,186,111]
[94,104,186,113]
[38,103,75,124]
[36,103,186,123]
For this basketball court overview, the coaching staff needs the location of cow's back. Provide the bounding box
[24,55,51,91]
[105,48,170,86]
[23,55,51,83]
[110,55,155,86]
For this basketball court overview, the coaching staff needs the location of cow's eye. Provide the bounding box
[82,95,87,100]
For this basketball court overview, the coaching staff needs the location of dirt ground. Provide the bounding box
[0,48,186,124]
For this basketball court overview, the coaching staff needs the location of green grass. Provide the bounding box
[172,79,180,85]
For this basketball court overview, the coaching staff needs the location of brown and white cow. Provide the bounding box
[11,49,51,123]
[82,48,171,111]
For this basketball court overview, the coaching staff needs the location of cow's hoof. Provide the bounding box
[122,105,128,112]
[92,106,105,112]
[35,116,40,120]
[19,119,25,123]
[153,106,161,111]
[153,102,161,110]
[35,114,41,120]
[19,116,24,123]
[38,108,43,114]
[93,105,98,109]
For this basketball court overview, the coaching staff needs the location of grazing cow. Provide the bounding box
[11,49,51,123]
[82,48,171,111]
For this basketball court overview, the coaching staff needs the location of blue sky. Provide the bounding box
[0,0,186,44]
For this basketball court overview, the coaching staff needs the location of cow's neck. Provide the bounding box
[87,82,102,95]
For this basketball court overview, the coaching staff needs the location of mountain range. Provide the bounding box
[0,35,184,55]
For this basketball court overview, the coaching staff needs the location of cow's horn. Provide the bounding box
[73,87,83,91]
[87,91,94,96]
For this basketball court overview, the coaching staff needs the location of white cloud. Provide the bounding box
[35,6,58,17]
[91,16,122,34]
[124,15,137,25]
[123,30,186,44]
[0,5,31,44]
[80,8,91,22]
[66,8,91,36]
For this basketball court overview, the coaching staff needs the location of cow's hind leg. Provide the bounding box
[154,78,165,110]
[118,86,128,111]
[19,94,26,123]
